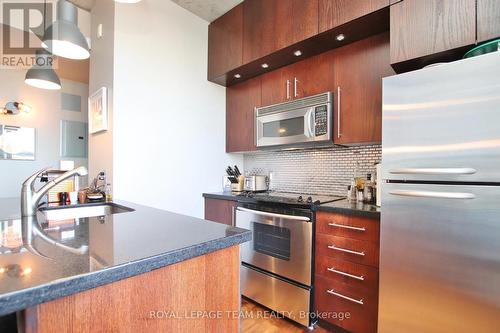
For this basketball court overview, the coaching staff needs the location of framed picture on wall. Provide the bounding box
[89,87,108,134]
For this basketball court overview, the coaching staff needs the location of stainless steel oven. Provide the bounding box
[236,203,314,327]
[255,92,332,148]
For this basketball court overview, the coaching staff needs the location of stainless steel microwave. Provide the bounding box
[255,92,333,148]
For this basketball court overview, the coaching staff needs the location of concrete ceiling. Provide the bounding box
[171,0,243,22]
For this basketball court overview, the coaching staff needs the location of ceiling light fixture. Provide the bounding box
[234,74,241,79]
[261,63,269,69]
[293,50,302,57]
[42,0,90,60]
[336,34,345,41]
[25,49,62,90]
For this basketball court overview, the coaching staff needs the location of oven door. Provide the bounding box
[235,207,312,286]
[256,106,316,147]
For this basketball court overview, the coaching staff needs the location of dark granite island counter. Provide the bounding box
[0,198,251,332]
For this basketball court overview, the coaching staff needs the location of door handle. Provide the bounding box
[337,86,341,138]
[327,267,365,281]
[294,77,298,98]
[389,190,476,200]
[328,244,365,256]
[326,289,364,305]
[286,80,291,100]
[389,168,477,175]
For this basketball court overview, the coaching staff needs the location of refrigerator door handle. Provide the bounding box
[389,168,477,175]
[389,190,476,200]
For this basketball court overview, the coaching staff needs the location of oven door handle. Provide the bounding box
[236,207,311,222]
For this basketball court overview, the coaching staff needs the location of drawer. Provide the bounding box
[315,256,378,295]
[316,234,379,268]
[315,275,378,333]
[316,211,380,242]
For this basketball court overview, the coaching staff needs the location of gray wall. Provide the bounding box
[244,145,381,196]
[0,70,88,198]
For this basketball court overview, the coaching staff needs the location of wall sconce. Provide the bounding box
[1,102,32,115]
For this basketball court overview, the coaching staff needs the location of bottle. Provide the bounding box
[354,162,365,191]
[364,173,374,203]
[357,189,364,202]
[105,184,113,202]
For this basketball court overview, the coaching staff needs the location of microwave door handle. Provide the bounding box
[305,109,315,138]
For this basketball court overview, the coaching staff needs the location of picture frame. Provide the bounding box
[89,87,108,134]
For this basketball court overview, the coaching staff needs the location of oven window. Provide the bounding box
[263,117,304,138]
[253,223,291,261]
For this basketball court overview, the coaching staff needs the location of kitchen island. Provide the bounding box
[0,198,251,332]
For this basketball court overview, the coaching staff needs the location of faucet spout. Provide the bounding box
[21,166,88,217]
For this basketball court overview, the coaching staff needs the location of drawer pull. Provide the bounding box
[328,223,366,232]
[328,244,365,256]
[326,289,364,305]
[327,267,365,281]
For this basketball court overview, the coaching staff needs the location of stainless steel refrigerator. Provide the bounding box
[380,51,500,333]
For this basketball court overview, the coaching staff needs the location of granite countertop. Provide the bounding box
[315,199,380,219]
[0,198,251,316]
[203,192,380,219]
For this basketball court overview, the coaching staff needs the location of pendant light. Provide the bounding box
[25,1,61,90]
[42,0,90,60]
[25,50,62,90]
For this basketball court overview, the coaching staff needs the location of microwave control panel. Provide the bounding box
[314,105,328,136]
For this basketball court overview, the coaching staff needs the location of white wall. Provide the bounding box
[0,70,88,198]
[112,0,242,218]
[88,0,115,184]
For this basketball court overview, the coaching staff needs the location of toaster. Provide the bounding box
[244,175,268,192]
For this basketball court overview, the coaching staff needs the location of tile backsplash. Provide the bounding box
[243,145,381,196]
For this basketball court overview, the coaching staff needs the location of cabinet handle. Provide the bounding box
[326,289,364,305]
[328,223,366,232]
[328,244,365,256]
[286,80,291,100]
[327,267,365,281]
[294,77,298,98]
[231,205,236,226]
[337,86,341,138]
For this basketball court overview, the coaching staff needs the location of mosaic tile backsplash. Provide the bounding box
[243,145,381,196]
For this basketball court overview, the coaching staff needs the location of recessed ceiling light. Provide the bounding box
[336,34,345,41]
[234,74,241,79]
[293,50,302,57]
[261,63,269,69]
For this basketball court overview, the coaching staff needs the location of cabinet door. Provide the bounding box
[226,77,261,153]
[290,51,335,99]
[243,0,318,64]
[390,0,476,64]
[319,0,389,33]
[260,67,291,106]
[334,33,394,145]
[205,198,237,226]
[477,0,500,43]
[208,4,243,80]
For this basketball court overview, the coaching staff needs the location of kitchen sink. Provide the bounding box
[39,203,134,221]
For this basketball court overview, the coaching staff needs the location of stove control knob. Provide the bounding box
[297,196,303,203]
[314,200,321,205]
[307,196,313,204]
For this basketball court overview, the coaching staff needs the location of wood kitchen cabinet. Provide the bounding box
[315,211,380,333]
[243,0,319,64]
[205,198,237,226]
[390,0,476,65]
[226,77,261,153]
[333,32,393,145]
[477,0,500,43]
[207,4,243,81]
[319,0,389,33]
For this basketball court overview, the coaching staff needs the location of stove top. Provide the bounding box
[237,191,345,207]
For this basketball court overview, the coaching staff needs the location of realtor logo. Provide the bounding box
[1,0,55,69]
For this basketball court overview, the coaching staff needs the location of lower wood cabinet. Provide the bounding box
[315,211,380,333]
[204,198,237,226]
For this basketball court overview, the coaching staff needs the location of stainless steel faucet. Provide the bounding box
[21,166,88,217]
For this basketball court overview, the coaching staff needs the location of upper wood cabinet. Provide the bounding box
[243,0,319,64]
[334,33,394,145]
[477,0,500,43]
[208,4,243,80]
[390,0,476,65]
[226,76,261,153]
[319,0,389,33]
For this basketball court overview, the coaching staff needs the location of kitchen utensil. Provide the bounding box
[69,191,78,204]
[234,166,241,176]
